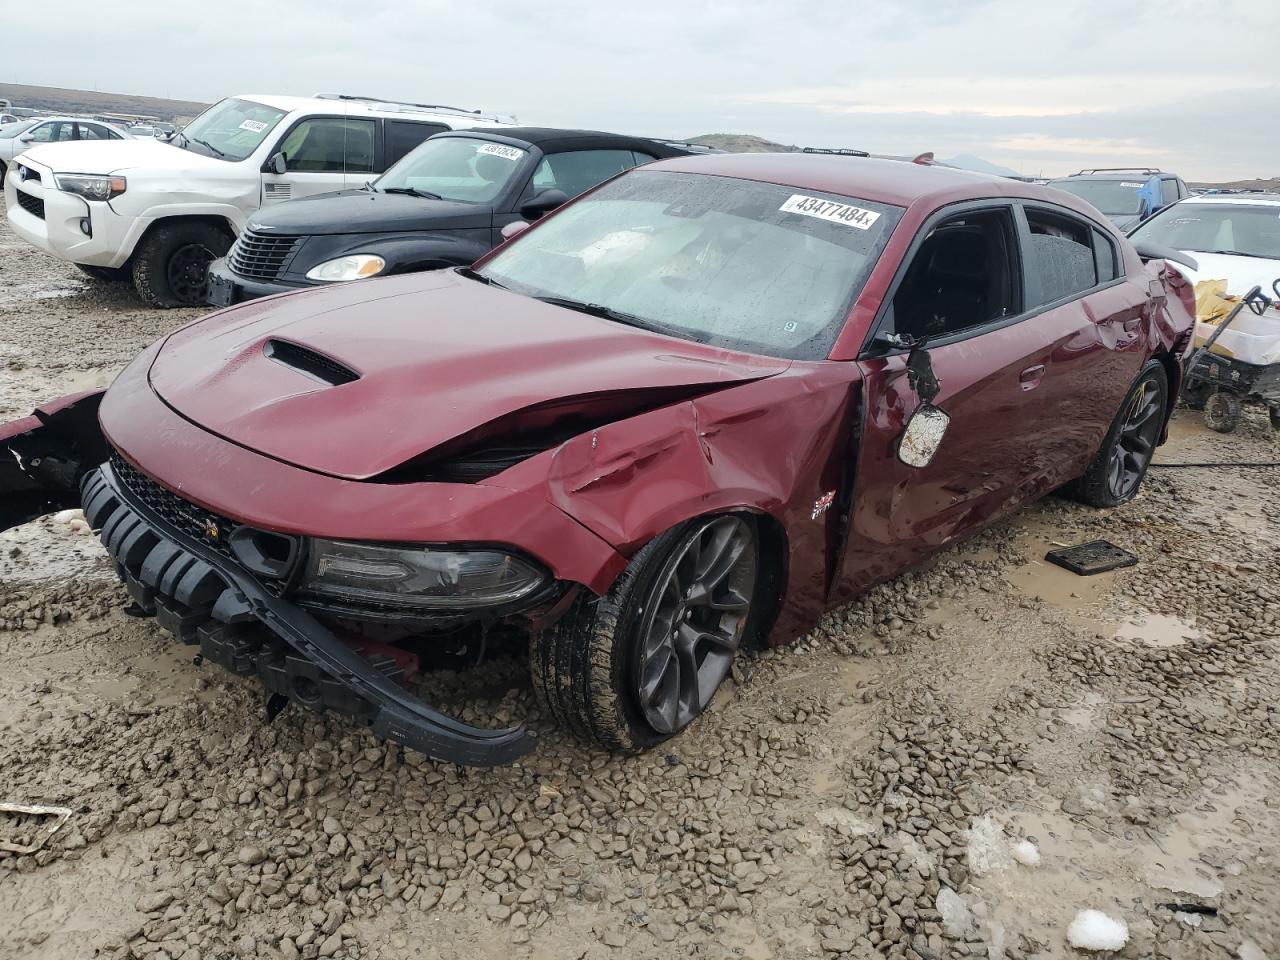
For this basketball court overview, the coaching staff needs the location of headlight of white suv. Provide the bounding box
[305,254,386,282]
[53,173,127,201]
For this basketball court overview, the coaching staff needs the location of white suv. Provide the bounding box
[3,94,515,306]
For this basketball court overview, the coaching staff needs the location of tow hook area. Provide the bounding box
[82,462,536,767]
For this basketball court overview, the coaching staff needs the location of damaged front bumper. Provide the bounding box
[81,460,536,767]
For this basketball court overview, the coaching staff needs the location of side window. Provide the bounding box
[1160,178,1179,208]
[28,122,63,143]
[630,150,661,167]
[890,208,1021,340]
[385,121,448,167]
[278,118,376,173]
[1025,209,1097,306]
[533,149,639,198]
[1092,229,1119,283]
[78,123,109,141]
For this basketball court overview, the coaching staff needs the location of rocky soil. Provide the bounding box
[1,219,1278,960]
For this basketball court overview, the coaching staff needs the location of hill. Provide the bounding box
[686,133,799,153]
[0,83,209,123]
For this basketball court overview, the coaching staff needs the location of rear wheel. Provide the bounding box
[1203,391,1242,433]
[531,515,760,751]
[1073,361,1167,508]
[132,221,231,308]
[76,263,131,282]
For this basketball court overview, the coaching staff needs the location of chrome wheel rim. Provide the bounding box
[633,517,757,735]
[1107,379,1162,501]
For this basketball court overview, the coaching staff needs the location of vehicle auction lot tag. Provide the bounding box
[780,194,880,230]
[478,144,526,162]
[239,119,268,133]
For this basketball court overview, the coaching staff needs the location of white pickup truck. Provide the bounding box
[3,94,516,306]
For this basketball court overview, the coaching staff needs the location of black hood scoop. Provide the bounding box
[263,339,360,386]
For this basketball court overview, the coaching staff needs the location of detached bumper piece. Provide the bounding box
[81,463,535,766]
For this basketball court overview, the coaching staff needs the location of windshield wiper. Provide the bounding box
[456,267,508,289]
[381,186,442,200]
[190,137,226,158]
[532,295,655,331]
[1211,249,1271,260]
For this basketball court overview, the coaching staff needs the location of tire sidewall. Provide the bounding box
[1084,360,1168,508]
[132,222,230,308]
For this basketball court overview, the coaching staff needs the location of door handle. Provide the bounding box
[1019,364,1045,391]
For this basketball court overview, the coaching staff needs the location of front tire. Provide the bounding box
[531,515,760,751]
[131,221,231,308]
[1072,361,1167,508]
[1203,391,1242,433]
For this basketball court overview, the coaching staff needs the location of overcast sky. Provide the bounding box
[8,0,1278,180]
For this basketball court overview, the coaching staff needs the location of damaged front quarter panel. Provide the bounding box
[498,364,865,645]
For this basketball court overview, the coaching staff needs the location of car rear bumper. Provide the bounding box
[4,158,142,269]
[81,460,537,767]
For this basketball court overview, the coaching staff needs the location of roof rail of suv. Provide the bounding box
[801,147,871,157]
[1071,167,1162,176]
[314,94,514,124]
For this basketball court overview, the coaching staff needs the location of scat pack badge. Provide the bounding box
[811,490,835,520]
[202,518,221,541]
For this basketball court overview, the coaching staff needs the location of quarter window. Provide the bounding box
[278,118,376,173]
[1093,229,1118,283]
[1025,209,1097,306]
[890,208,1021,340]
[530,149,641,199]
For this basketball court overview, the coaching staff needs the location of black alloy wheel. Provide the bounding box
[167,242,218,305]
[632,516,758,735]
[1106,376,1165,502]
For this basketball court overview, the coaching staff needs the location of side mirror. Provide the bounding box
[501,220,531,242]
[520,188,570,220]
[19,134,33,143]
[264,152,287,175]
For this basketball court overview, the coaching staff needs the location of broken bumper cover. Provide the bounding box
[82,462,536,767]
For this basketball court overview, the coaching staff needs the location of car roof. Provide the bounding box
[642,152,1090,214]
[439,126,692,158]
[236,94,510,125]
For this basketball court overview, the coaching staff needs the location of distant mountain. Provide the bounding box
[0,82,208,124]
[687,134,799,153]
[941,154,1020,177]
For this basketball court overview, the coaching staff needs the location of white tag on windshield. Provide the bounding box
[238,119,267,133]
[780,194,880,230]
[1120,181,1143,187]
[477,143,525,162]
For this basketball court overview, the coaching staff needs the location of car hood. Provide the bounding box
[147,270,789,480]
[1170,250,1280,300]
[250,190,491,236]
[15,137,227,175]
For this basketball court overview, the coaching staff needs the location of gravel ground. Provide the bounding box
[1,218,1278,960]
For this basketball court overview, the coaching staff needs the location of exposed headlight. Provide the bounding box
[53,173,127,201]
[299,539,547,610]
[305,254,386,282]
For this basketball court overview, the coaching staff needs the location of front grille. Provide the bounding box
[228,229,301,281]
[109,451,239,559]
[15,190,44,220]
[16,164,41,184]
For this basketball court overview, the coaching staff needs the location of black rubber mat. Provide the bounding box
[1044,540,1138,576]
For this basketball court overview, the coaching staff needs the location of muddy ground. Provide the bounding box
[1,219,1278,960]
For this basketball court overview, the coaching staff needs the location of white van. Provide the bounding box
[3,94,515,306]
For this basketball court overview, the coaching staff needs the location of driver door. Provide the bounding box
[835,202,1058,597]
[261,117,376,206]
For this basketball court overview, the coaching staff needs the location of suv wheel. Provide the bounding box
[531,515,760,751]
[132,222,230,308]
[1072,360,1167,508]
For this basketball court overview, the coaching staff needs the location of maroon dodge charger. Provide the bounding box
[1,154,1197,765]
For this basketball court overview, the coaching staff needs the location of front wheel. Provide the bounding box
[531,515,760,751]
[132,222,231,308]
[1072,361,1167,508]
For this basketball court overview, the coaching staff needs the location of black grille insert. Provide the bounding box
[15,190,44,220]
[228,229,300,281]
[109,452,240,559]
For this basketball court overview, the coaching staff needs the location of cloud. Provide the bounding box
[4,0,1278,181]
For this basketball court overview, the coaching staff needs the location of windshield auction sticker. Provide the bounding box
[238,119,268,133]
[780,194,881,230]
[477,143,526,162]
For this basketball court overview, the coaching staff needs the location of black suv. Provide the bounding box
[1046,167,1190,231]
[206,128,691,305]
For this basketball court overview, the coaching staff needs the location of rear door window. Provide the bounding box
[1024,209,1098,306]
[1160,179,1180,208]
[531,149,641,198]
[385,121,448,167]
